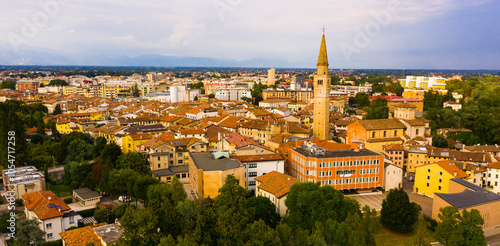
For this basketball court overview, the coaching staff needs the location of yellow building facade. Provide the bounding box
[414,161,468,197]
[122,134,152,153]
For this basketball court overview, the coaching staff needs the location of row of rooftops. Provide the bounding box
[2,166,45,184]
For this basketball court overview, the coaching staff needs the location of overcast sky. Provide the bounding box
[1,0,499,69]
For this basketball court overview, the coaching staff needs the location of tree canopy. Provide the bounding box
[381,188,421,232]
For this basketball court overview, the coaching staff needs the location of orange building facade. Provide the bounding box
[289,142,384,191]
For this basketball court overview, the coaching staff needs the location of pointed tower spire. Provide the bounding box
[317,30,329,75]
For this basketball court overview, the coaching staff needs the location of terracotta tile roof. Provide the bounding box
[383,143,404,151]
[366,137,403,143]
[224,132,261,148]
[231,154,284,162]
[419,161,468,179]
[255,171,300,198]
[205,125,231,142]
[60,224,105,246]
[185,107,203,115]
[450,150,493,163]
[358,119,406,130]
[217,116,244,129]
[26,127,52,133]
[248,108,273,116]
[240,119,269,130]
[268,134,294,144]
[23,190,71,220]
[130,133,152,141]
[401,118,426,126]
[487,162,500,169]
[464,145,500,153]
[179,127,205,135]
[393,103,417,108]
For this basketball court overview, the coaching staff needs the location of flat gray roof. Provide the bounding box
[293,147,382,158]
[435,178,500,209]
[94,223,123,244]
[73,187,102,200]
[190,153,241,171]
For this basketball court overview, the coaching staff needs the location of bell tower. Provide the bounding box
[312,30,330,140]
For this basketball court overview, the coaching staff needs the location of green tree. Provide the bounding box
[67,139,92,163]
[276,223,292,246]
[364,97,389,119]
[100,142,122,167]
[381,188,421,232]
[118,207,159,245]
[355,92,370,107]
[1,80,16,90]
[214,175,252,246]
[459,209,486,246]
[241,96,253,104]
[247,196,280,228]
[208,93,215,99]
[432,134,448,148]
[435,206,462,246]
[414,214,431,246]
[15,219,46,246]
[116,152,150,175]
[251,82,268,105]
[132,83,140,97]
[284,182,359,230]
[242,220,281,246]
[53,104,62,115]
[93,136,107,158]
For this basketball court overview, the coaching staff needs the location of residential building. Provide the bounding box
[217,132,275,156]
[121,133,152,153]
[148,138,206,184]
[399,76,447,90]
[414,161,468,197]
[482,162,500,194]
[189,151,245,200]
[259,99,291,108]
[384,163,403,190]
[346,119,406,154]
[60,223,123,246]
[433,178,500,237]
[289,141,384,191]
[23,191,82,241]
[255,171,300,216]
[262,88,314,102]
[215,88,251,102]
[463,144,500,157]
[2,166,46,199]
[331,85,372,98]
[231,153,285,195]
[313,31,330,141]
[16,79,40,92]
[443,101,462,111]
[382,144,405,169]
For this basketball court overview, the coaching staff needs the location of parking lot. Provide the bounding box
[348,193,387,211]
[346,179,434,216]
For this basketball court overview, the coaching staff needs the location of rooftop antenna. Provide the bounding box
[322,25,325,34]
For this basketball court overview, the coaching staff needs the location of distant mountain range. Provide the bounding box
[0,49,298,68]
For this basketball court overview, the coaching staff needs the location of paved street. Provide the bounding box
[402,178,434,217]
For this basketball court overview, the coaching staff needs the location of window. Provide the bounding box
[47,233,53,239]
[427,176,430,180]
[249,181,256,186]
[428,169,431,173]
[178,153,183,157]
[317,80,323,85]
[438,186,442,190]
[249,163,257,168]
[372,132,375,138]
[426,183,430,187]
[170,154,173,158]
[192,146,195,149]
[440,171,443,175]
[383,131,386,137]
[157,157,160,161]
[46,223,52,229]
[69,216,74,224]
[439,179,442,183]
[169,161,174,165]
[394,130,397,136]
[158,164,160,168]
[249,172,257,177]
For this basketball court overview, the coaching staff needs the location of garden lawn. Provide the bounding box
[374,226,437,246]
[47,183,73,197]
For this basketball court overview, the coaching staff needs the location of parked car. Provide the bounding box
[118,196,131,202]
